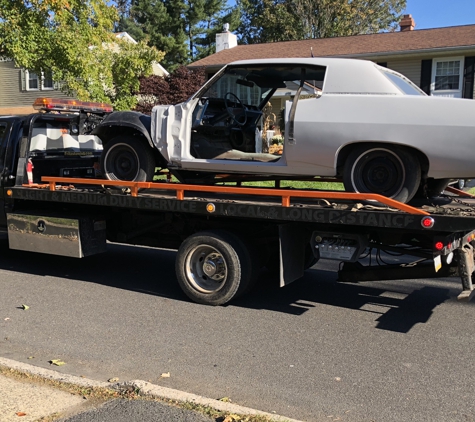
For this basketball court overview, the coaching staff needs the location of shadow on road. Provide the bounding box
[0,240,454,333]
[234,268,452,333]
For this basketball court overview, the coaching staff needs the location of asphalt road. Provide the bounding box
[1,240,475,421]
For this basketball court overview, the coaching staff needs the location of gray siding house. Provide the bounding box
[0,58,72,115]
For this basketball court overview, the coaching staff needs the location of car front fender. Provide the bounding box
[92,111,153,148]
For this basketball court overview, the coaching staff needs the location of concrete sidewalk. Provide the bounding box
[0,357,302,422]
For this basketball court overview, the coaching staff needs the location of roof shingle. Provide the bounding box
[190,24,475,68]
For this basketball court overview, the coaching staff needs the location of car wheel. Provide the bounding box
[343,145,421,203]
[101,137,155,182]
[175,230,257,306]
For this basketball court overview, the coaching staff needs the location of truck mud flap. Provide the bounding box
[7,212,107,258]
[278,223,309,287]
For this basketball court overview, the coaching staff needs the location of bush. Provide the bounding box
[135,66,206,114]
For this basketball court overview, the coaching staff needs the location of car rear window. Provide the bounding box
[380,69,426,96]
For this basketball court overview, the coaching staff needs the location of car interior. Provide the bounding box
[190,65,326,162]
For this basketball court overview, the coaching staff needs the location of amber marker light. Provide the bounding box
[6,189,12,196]
[206,203,216,213]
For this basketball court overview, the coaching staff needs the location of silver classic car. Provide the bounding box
[95,58,475,203]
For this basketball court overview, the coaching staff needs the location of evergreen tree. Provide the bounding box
[116,0,232,69]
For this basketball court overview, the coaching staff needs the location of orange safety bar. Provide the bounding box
[37,177,430,215]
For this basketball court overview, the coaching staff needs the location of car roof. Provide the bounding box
[226,58,403,95]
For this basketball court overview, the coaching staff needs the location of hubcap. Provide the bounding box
[105,143,139,181]
[185,246,227,293]
[351,148,405,197]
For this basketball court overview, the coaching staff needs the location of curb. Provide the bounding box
[115,380,302,422]
[0,357,303,422]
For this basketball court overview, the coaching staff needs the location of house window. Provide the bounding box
[42,70,54,90]
[27,71,40,90]
[435,61,460,90]
[23,69,56,91]
[431,57,464,98]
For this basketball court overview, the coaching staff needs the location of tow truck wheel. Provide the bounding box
[343,145,421,203]
[101,137,155,182]
[176,230,256,306]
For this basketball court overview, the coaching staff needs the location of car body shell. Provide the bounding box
[147,58,475,180]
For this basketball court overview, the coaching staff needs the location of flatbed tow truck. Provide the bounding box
[3,98,475,305]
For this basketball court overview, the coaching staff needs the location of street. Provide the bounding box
[1,240,475,421]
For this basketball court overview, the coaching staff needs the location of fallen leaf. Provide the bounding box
[108,377,119,382]
[49,359,66,366]
[15,412,27,417]
[335,377,341,382]
[21,305,29,310]
[219,397,232,403]
[223,415,240,422]
[27,356,34,360]
[160,372,170,378]
[4,318,10,321]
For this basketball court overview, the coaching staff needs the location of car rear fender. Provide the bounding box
[335,141,429,177]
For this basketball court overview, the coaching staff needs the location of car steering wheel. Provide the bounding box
[224,92,247,126]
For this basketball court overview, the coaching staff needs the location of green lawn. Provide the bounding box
[154,171,344,191]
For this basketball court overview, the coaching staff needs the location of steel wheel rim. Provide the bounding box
[104,143,140,181]
[351,148,405,197]
[185,245,228,293]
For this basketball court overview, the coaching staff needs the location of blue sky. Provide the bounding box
[404,0,475,29]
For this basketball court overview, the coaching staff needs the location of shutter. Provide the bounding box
[463,56,475,99]
[420,59,432,95]
[20,69,26,91]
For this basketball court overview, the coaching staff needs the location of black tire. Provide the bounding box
[101,137,155,182]
[343,145,421,203]
[175,230,256,305]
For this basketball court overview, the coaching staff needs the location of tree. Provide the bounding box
[117,0,233,68]
[0,0,163,110]
[135,66,206,114]
[193,1,241,60]
[238,0,303,44]
[237,0,407,44]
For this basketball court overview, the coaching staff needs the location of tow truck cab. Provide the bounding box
[0,98,111,186]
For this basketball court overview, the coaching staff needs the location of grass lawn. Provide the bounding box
[154,171,344,191]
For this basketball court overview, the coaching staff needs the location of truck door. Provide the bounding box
[0,120,15,231]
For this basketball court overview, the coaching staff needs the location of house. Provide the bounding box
[0,57,69,115]
[190,15,475,121]
[0,32,168,115]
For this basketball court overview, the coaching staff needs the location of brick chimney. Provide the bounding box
[400,14,416,32]
[216,23,237,53]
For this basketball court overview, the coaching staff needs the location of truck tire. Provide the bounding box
[176,230,256,305]
[101,137,155,182]
[343,145,421,204]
